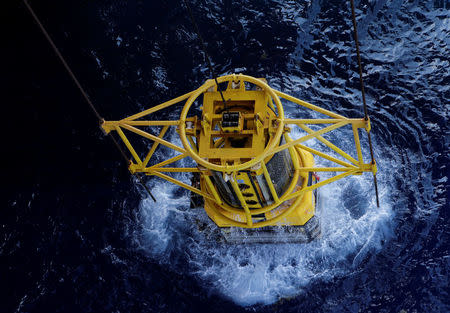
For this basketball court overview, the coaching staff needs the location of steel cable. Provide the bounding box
[349,0,380,207]
[182,0,229,110]
[23,0,156,202]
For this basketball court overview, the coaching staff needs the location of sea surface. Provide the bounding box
[4,0,449,312]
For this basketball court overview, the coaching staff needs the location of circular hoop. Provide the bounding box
[201,143,308,228]
[178,74,285,172]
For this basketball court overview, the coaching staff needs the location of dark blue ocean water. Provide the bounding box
[3,0,449,312]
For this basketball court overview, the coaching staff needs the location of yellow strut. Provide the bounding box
[100,74,376,229]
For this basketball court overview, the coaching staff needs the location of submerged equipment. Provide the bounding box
[25,0,378,243]
[100,74,377,242]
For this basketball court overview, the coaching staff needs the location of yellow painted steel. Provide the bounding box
[297,123,359,166]
[143,125,169,167]
[353,124,364,167]
[261,161,280,203]
[150,154,187,168]
[100,74,376,229]
[230,176,253,226]
[284,118,364,125]
[272,121,349,155]
[146,167,200,173]
[178,75,285,172]
[202,148,308,228]
[121,124,186,154]
[115,126,142,166]
[187,135,198,154]
[204,144,302,218]
[204,175,223,205]
[122,91,194,121]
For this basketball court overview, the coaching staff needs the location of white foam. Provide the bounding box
[134,120,394,306]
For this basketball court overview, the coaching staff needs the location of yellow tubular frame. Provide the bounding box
[101,74,376,228]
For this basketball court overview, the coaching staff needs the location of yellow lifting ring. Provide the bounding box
[179,74,285,172]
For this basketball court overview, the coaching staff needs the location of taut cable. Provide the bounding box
[182,0,229,111]
[349,0,380,207]
[23,0,156,202]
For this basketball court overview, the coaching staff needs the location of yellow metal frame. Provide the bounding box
[101,74,376,228]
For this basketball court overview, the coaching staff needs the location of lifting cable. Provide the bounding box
[23,0,156,202]
[183,0,380,206]
[182,0,229,111]
[349,0,380,207]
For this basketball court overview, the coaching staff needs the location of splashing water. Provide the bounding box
[110,0,447,309]
[4,1,448,312]
[133,85,395,306]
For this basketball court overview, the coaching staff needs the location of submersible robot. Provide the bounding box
[101,74,376,243]
[22,0,378,244]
